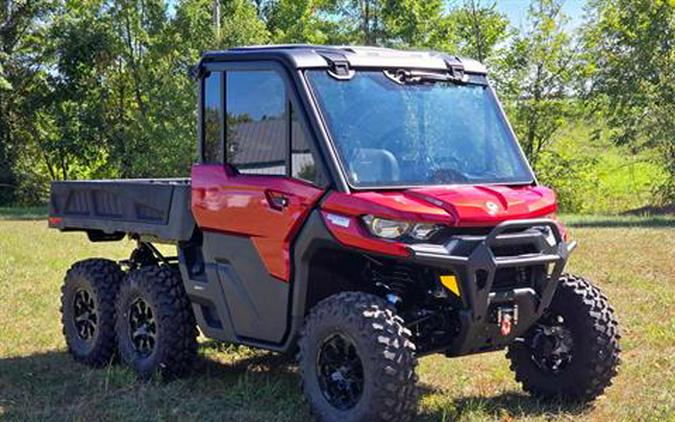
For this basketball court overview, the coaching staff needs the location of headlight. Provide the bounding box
[362,215,410,239]
[362,215,441,240]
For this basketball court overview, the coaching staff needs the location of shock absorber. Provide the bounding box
[372,263,416,306]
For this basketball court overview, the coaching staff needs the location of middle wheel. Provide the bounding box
[115,266,198,379]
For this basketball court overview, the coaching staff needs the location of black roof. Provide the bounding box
[194,44,487,77]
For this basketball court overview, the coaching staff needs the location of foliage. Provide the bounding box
[496,0,578,170]
[449,0,510,63]
[264,0,453,49]
[1,0,271,204]
[0,0,671,214]
[0,0,57,204]
[582,0,675,204]
[264,0,339,44]
[536,120,667,214]
[536,149,598,213]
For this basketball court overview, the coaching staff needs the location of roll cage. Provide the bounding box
[191,45,528,194]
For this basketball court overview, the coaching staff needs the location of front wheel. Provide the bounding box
[298,292,418,422]
[507,274,621,402]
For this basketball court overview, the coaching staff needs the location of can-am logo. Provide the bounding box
[485,201,500,215]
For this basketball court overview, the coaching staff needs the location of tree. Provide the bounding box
[381,0,450,50]
[449,0,509,63]
[333,0,386,45]
[0,0,55,204]
[497,0,577,170]
[0,0,276,205]
[583,0,675,203]
[43,0,118,180]
[263,0,335,44]
[284,0,449,48]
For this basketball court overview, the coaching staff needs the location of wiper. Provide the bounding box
[384,69,469,85]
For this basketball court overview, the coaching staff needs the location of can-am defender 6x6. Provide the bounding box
[49,45,620,421]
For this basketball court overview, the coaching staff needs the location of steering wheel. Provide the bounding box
[429,168,469,183]
[428,155,469,183]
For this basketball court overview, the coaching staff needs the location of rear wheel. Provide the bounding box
[298,292,418,422]
[115,266,198,379]
[61,259,124,367]
[507,274,621,402]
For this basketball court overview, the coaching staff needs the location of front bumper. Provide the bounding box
[408,219,575,356]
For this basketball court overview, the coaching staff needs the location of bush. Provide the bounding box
[536,150,598,214]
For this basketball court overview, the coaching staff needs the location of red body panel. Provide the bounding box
[191,164,324,281]
[322,185,556,226]
[320,211,410,257]
[321,191,454,224]
[192,164,558,277]
[320,185,557,255]
[407,185,557,226]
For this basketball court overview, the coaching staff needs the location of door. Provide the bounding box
[191,64,325,343]
[192,164,323,281]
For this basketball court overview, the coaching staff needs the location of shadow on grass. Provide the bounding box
[562,215,674,228]
[194,342,298,378]
[0,348,307,421]
[0,347,590,421]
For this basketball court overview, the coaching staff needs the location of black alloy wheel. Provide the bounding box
[128,297,157,357]
[73,288,98,341]
[527,312,574,374]
[115,266,198,380]
[317,333,365,410]
[60,258,124,367]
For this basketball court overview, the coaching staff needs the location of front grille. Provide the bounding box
[492,266,537,291]
[491,243,539,257]
[491,243,541,291]
[428,226,492,244]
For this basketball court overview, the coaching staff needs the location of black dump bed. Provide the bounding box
[49,179,194,243]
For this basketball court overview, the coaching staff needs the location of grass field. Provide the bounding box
[0,212,673,421]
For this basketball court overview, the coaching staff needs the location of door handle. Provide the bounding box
[265,190,289,211]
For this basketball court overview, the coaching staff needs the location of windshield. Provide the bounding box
[307,70,534,188]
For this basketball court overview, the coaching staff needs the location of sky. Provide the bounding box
[493,0,586,30]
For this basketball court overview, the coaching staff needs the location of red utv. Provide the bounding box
[49,45,620,422]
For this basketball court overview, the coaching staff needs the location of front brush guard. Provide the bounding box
[408,219,576,356]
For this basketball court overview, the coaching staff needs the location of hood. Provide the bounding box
[406,185,557,226]
[321,185,557,227]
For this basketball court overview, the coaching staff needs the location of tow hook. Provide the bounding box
[497,305,519,336]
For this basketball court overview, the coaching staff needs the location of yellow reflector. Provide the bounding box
[440,275,460,297]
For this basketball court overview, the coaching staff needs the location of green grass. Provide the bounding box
[545,121,669,214]
[0,213,673,421]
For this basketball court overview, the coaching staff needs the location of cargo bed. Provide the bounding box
[49,179,194,243]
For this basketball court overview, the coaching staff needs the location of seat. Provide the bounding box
[349,148,400,184]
